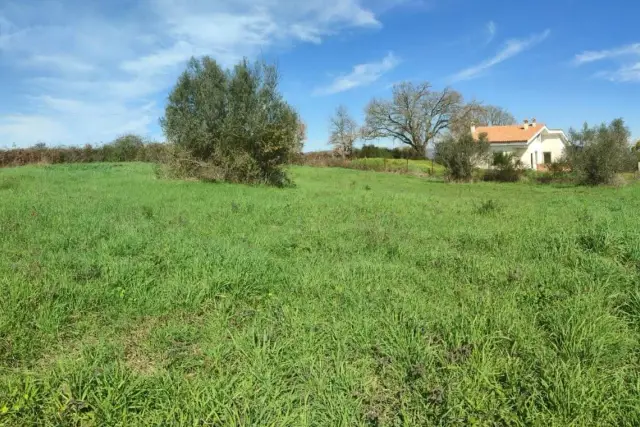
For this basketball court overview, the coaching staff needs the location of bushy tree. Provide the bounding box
[567,118,633,185]
[329,105,358,158]
[106,134,145,162]
[632,139,640,166]
[435,132,490,181]
[160,57,302,186]
[362,82,463,157]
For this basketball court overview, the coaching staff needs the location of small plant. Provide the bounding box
[141,205,154,219]
[474,199,500,215]
[0,177,18,191]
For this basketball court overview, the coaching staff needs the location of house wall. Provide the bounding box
[516,133,566,169]
[476,145,526,169]
[520,135,543,169]
[540,134,565,162]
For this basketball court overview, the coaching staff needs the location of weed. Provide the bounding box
[474,199,500,215]
[0,177,18,190]
[141,205,154,219]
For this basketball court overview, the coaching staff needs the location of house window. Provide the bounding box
[543,152,552,164]
[535,151,539,165]
[530,153,534,168]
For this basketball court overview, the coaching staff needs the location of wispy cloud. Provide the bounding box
[0,0,408,146]
[574,43,640,65]
[574,42,640,84]
[25,55,96,74]
[595,62,640,83]
[486,21,496,44]
[450,29,551,82]
[313,52,400,95]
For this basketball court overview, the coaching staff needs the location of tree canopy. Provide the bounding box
[160,57,303,186]
[362,82,463,157]
[567,118,633,185]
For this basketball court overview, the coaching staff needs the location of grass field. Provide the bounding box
[350,158,445,175]
[1,163,640,425]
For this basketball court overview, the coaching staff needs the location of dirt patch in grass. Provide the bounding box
[122,316,164,376]
[35,335,99,371]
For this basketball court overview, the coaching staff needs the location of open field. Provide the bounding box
[2,163,640,425]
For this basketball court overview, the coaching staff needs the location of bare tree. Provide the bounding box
[449,101,487,138]
[362,82,463,157]
[329,105,358,158]
[449,104,517,137]
[483,106,516,126]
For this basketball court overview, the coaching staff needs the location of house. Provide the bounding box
[472,119,568,169]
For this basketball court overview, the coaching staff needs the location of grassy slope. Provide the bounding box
[1,163,640,425]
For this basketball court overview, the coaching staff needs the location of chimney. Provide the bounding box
[523,119,530,129]
[532,118,537,126]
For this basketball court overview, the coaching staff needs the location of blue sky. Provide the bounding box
[1,0,638,151]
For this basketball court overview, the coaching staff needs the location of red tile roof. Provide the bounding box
[472,123,545,144]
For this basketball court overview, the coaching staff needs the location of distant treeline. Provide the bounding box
[0,135,167,168]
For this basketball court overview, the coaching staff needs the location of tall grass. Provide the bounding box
[1,163,640,425]
[299,153,445,176]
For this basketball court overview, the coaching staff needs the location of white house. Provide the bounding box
[472,119,568,169]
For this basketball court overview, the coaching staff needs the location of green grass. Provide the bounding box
[351,158,445,175]
[2,163,640,425]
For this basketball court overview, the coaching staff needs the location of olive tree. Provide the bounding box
[435,132,490,181]
[567,118,633,185]
[362,82,463,157]
[160,57,302,186]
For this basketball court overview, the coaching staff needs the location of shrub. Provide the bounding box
[567,119,634,185]
[159,57,303,187]
[0,138,166,168]
[535,159,575,184]
[483,152,526,182]
[435,133,490,182]
[353,145,423,160]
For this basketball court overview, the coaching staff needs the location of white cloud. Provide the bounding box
[25,55,96,74]
[574,43,640,65]
[0,97,158,147]
[0,115,69,147]
[486,21,496,44]
[450,29,551,82]
[0,0,406,146]
[574,42,640,84]
[595,62,640,83]
[313,52,399,95]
